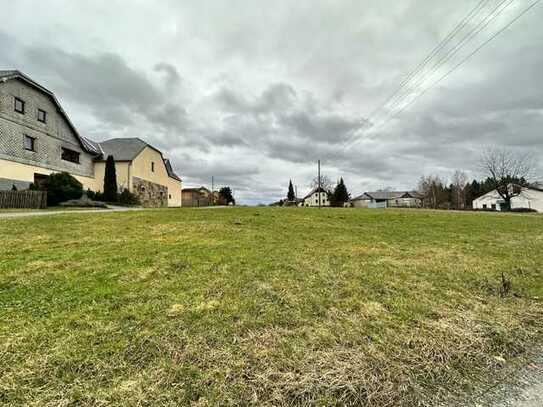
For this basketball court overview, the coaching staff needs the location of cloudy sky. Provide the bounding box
[2,0,542,204]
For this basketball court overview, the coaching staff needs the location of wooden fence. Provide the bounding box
[0,190,47,209]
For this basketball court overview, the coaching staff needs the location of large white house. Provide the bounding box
[301,187,330,207]
[472,185,543,212]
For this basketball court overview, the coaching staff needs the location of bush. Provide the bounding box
[119,189,140,205]
[43,172,83,206]
[510,207,537,213]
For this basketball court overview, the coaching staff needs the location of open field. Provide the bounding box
[1,208,542,406]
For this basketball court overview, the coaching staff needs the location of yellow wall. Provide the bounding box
[0,158,97,190]
[130,146,182,207]
[166,176,182,207]
[1,147,183,207]
[92,161,130,193]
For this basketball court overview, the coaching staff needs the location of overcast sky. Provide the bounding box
[2,0,542,204]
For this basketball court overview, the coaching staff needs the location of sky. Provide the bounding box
[1,0,542,204]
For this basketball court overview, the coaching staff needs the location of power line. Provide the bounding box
[375,0,515,127]
[375,0,541,130]
[364,0,491,126]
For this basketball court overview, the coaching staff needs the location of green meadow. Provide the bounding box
[1,208,542,406]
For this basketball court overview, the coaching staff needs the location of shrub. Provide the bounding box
[43,172,83,206]
[510,207,537,213]
[119,189,140,205]
[86,189,97,200]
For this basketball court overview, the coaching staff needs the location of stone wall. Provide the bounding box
[132,177,168,208]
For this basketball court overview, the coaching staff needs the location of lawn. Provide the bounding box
[1,208,542,406]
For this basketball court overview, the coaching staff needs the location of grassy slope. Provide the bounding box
[0,208,542,406]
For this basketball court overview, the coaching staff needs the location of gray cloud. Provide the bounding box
[1,0,542,204]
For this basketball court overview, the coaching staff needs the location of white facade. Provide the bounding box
[303,191,330,207]
[472,187,543,212]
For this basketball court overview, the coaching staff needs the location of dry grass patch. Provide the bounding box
[0,208,542,405]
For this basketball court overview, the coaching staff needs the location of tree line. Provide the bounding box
[418,149,536,210]
[278,149,537,211]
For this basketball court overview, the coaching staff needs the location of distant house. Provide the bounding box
[0,70,182,207]
[182,187,212,207]
[350,193,371,208]
[472,184,543,212]
[302,187,330,207]
[351,191,422,208]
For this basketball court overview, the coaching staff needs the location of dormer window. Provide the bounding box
[37,109,47,123]
[14,97,25,114]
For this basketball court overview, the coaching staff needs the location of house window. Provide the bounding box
[24,135,36,152]
[491,204,496,210]
[14,97,25,114]
[151,162,155,172]
[169,194,172,199]
[61,147,80,164]
[483,204,487,209]
[37,109,47,123]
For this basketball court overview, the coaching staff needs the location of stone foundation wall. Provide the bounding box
[132,177,167,208]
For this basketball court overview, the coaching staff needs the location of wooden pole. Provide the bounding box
[318,160,321,208]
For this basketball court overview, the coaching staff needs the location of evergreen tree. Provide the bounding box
[331,178,350,207]
[103,155,118,202]
[219,187,235,205]
[287,180,295,201]
[466,179,481,207]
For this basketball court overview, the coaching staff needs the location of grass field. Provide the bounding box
[1,208,542,406]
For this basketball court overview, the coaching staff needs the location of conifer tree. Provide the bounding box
[332,178,350,207]
[219,186,235,205]
[103,155,118,202]
[287,180,295,201]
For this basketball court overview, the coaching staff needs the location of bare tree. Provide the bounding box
[451,170,468,209]
[310,175,333,192]
[480,148,536,210]
[418,175,447,209]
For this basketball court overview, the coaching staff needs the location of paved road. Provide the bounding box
[0,206,143,219]
[472,354,543,407]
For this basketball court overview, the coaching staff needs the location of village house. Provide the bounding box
[472,184,543,212]
[350,191,422,208]
[0,70,182,207]
[301,187,331,207]
[182,187,213,207]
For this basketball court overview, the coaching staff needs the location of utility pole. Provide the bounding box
[295,185,298,199]
[318,160,321,208]
[211,176,214,206]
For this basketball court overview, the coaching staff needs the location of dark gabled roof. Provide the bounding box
[0,70,100,156]
[97,138,182,181]
[364,191,422,201]
[350,193,371,201]
[164,158,181,181]
[528,182,543,192]
[97,138,148,161]
[0,70,19,80]
[183,187,211,194]
[303,187,330,200]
